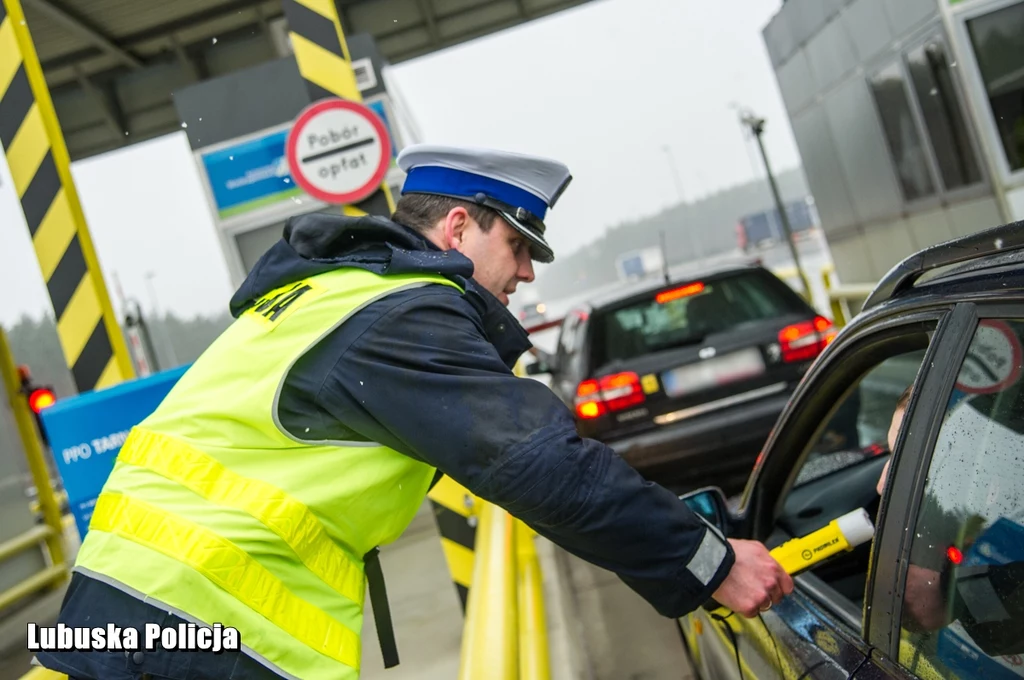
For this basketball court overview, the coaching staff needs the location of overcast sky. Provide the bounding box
[0,0,796,326]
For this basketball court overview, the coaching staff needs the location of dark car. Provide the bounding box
[527,264,835,494]
[678,220,1024,680]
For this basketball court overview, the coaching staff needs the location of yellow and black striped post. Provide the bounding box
[281,0,395,218]
[427,476,480,611]
[0,0,134,394]
[282,0,479,612]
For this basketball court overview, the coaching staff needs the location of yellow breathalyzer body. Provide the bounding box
[770,508,875,575]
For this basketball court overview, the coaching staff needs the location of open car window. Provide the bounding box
[792,349,927,488]
[762,323,937,629]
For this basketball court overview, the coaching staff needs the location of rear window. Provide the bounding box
[591,271,808,366]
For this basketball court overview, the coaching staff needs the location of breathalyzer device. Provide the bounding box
[770,508,875,575]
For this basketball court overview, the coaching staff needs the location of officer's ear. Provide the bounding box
[442,207,472,252]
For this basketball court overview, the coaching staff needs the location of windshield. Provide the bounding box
[590,271,808,367]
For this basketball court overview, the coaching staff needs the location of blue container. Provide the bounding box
[38,365,190,539]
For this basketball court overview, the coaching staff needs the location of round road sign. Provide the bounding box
[286,98,392,205]
[956,320,1023,395]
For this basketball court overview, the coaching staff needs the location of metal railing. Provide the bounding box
[821,269,874,328]
[0,328,68,611]
[458,359,551,680]
[457,501,551,680]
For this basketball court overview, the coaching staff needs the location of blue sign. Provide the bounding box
[39,365,190,539]
[366,99,398,161]
[200,129,300,219]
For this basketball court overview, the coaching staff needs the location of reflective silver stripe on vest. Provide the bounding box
[686,518,729,586]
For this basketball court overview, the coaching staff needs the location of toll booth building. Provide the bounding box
[173,34,411,289]
[763,0,1024,288]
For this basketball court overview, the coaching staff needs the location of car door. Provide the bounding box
[855,303,1024,679]
[684,304,957,679]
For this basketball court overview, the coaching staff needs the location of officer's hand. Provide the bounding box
[712,539,794,618]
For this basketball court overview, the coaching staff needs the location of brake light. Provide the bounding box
[778,316,836,363]
[947,546,963,565]
[575,372,646,419]
[655,282,705,304]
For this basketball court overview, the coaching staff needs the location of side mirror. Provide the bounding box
[679,486,730,534]
[525,361,551,376]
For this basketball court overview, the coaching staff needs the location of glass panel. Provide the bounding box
[967,3,1024,172]
[591,270,807,366]
[869,63,937,201]
[897,319,1024,678]
[906,40,984,190]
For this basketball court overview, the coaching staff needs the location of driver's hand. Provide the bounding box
[712,539,794,618]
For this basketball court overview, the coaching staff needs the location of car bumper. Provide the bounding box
[605,390,792,486]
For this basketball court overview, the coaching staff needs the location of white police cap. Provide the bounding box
[397,144,572,263]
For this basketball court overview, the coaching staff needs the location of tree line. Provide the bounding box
[5,311,234,399]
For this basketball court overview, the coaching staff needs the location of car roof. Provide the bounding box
[578,262,767,312]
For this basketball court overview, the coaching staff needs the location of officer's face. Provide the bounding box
[444,209,536,305]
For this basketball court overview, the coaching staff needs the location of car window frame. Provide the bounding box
[866,301,1024,671]
[555,311,582,366]
[732,303,959,642]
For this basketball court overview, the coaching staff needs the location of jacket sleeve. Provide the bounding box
[314,286,735,617]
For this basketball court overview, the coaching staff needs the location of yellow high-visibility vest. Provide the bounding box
[75,268,463,680]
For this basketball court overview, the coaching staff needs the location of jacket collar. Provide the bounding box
[230,212,532,369]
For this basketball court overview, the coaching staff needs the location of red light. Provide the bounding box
[656,282,705,304]
[947,546,963,565]
[574,372,646,419]
[599,372,645,412]
[575,379,605,419]
[28,388,56,414]
[778,316,835,363]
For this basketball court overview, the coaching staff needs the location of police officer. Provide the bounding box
[37,145,792,680]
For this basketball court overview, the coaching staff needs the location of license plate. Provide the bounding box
[661,348,766,398]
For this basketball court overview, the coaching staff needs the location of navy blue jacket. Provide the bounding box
[40,213,734,680]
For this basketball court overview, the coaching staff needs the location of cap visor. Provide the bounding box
[501,211,554,263]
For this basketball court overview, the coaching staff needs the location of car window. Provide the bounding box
[793,349,926,488]
[591,270,808,366]
[770,324,935,622]
[898,318,1024,679]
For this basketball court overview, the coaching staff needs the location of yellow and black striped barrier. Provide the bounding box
[0,0,134,393]
[281,0,484,613]
[281,0,395,218]
[427,476,480,610]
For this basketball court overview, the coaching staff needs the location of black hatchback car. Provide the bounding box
[528,263,836,494]
[678,221,1024,679]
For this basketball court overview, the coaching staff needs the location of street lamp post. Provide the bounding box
[737,111,813,301]
[661,144,704,260]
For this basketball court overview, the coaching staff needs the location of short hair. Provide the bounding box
[895,384,914,412]
[391,193,501,236]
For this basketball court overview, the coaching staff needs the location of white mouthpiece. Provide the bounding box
[836,508,875,548]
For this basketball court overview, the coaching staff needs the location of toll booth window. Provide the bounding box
[898,319,1024,678]
[906,39,983,191]
[967,3,1024,173]
[869,62,937,202]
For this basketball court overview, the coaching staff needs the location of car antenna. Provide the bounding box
[659,230,671,284]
